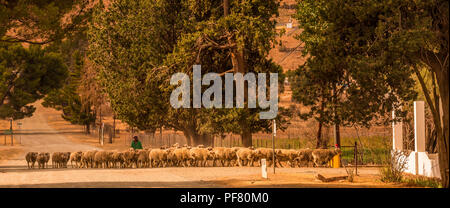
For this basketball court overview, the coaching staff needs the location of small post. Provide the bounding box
[18,122,22,145]
[10,119,13,146]
[354,141,358,176]
[112,115,116,138]
[261,159,268,179]
[272,119,276,174]
[101,123,104,146]
[160,127,163,146]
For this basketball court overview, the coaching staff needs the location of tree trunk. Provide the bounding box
[416,63,448,187]
[184,128,211,147]
[316,121,323,149]
[335,124,341,148]
[85,123,90,134]
[317,96,326,148]
[200,134,213,147]
[182,130,192,146]
[223,0,229,16]
[241,128,252,147]
[436,68,449,188]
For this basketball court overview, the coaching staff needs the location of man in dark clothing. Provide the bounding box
[131,136,143,150]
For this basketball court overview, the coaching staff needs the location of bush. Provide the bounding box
[379,150,408,183]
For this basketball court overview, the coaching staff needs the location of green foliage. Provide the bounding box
[89,0,189,132]
[0,43,67,119]
[89,0,287,145]
[42,48,96,132]
[39,7,98,133]
[1,0,93,121]
[1,0,92,44]
[289,0,420,129]
[292,0,448,187]
[159,0,286,144]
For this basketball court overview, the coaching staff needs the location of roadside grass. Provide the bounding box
[403,176,442,188]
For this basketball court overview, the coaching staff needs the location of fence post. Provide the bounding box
[354,141,358,175]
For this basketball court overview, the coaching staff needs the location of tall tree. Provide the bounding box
[42,48,96,134]
[39,2,100,134]
[161,0,285,146]
[1,0,93,45]
[1,0,94,121]
[0,43,67,119]
[293,0,448,187]
[288,67,331,148]
[89,0,188,133]
[89,0,288,146]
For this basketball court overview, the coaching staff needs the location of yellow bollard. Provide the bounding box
[332,153,341,168]
[328,153,341,168]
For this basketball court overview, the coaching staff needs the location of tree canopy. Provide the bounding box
[290,0,448,187]
[1,0,92,121]
[89,0,288,146]
[1,0,92,45]
[0,43,67,119]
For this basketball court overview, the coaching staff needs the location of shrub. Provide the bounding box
[379,150,408,183]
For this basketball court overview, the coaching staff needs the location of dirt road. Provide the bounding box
[0,102,101,168]
[0,165,397,188]
[0,102,404,188]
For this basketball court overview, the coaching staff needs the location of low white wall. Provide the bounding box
[403,151,441,179]
[418,152,441,178]
[404,151,417,175]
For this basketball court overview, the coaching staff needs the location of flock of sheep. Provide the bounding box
[24,144,341,169]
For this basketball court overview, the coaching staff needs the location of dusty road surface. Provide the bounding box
[0,102,101,167]
[0,102,406,188]
[0,165,402,188]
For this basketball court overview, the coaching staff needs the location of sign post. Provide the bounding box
[272,119,276,174]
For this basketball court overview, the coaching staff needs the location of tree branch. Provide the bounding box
[413,66,443,143]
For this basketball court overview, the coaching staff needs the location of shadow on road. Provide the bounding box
[1,131,86,136]
[0,181,221,188]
